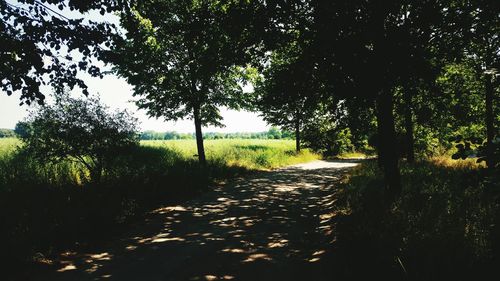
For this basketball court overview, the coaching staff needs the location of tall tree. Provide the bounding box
[255,51,318,152]
[112,0,252,166]
[310,0,448,201]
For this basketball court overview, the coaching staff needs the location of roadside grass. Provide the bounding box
[336,151,372,159]
[0,138,319,273]
[334,158,499,280]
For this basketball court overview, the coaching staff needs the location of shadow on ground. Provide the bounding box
[31,161,359,281]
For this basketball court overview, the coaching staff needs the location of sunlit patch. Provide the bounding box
[85,263,101,273]
[243,253,272,263]
[205,275,217,281]
[313,250,325,256]
[275,186,296,192]
[267,239,288,248]
[243,219,258,227]
[89,252,112,261]
[57,264,77,272]
[155,205,188,214]
[137,237,150,244]
[222,276,235,280]
[152,237,185,243]
[101,274,112,278]
[319,213,335,221]
[308,257,321,263]
[221,248,246,253]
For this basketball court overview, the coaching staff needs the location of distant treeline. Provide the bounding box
[1,127,294,140]
[0,129,15,138]
[140,127,293,140]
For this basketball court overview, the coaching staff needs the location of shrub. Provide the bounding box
[20,93,139,182]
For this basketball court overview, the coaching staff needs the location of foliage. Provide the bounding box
[20,93,139,182]
[111,0,257,164]
[451,134,500,170]
[0,128,15,138]
[1,0,120,104]
[139,128,294,140]
[14,121,31,138]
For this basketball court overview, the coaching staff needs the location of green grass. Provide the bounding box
[141,139,319,169]
[336,151,371,159]
[0,137,19,154]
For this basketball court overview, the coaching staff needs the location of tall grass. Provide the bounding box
[142,139,318,169]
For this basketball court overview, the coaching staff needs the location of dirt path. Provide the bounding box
[36,160,359,281]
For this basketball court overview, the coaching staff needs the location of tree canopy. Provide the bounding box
[111,0,258,165]
[0,0,121,104]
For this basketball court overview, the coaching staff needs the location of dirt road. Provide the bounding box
[36,160,359,281]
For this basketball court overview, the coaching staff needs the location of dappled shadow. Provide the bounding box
[31,161,359,281]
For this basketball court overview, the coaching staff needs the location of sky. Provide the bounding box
[1,1,270,133]
[0,74,269,133]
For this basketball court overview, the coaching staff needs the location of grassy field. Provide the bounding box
[0,138,318,170]
[142,139,319,169]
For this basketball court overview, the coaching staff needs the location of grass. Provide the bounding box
[333,158,499,280]
[0,137,319,274]
[336,151,371,159]
[141,139,319,169]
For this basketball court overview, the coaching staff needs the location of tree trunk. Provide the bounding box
[485,74,495,171]
[295,116,301,152]
[376,92,402,202]
[404,87,415,163]
[193,106,206,167]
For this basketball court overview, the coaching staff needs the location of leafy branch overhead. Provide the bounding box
[0,0,123,104]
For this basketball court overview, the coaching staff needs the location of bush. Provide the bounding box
[20,93,139,182]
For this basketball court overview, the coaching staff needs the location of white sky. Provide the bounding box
[0,1,269,133]
[0,75,269,133]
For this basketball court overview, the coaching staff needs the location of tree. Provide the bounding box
[0,128,16,138]
[21,93,139,182]
[255,54,318,152]
[454,0,499,171]
[309,0,450,201]
[111,0,253,166]
[14,121,31,138]
[253,1,318,153]
[1,0,121,104]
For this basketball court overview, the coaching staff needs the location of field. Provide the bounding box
[142,139,319,169]
[0,137,319,269]
[0,138,317,171]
